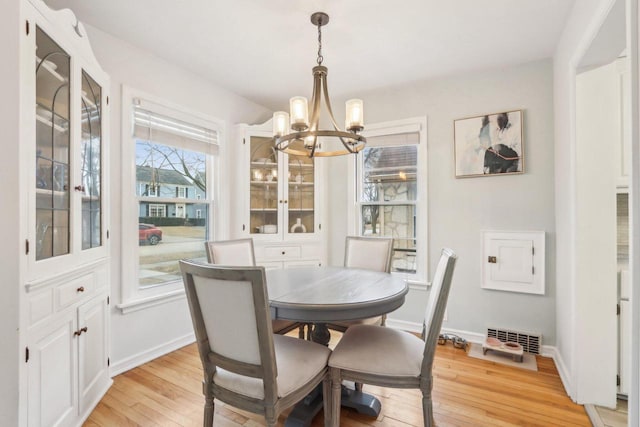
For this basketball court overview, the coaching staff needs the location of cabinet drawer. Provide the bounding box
[264,246,301,259]
[56,274,94,310]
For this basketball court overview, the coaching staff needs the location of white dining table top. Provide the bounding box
[266,266,408,323]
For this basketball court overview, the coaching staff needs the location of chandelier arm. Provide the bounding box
[338,135,357,153]
[320,74,343,131]
[309,72,322,130]
[309,134,318,158]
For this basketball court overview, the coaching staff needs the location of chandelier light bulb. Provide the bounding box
[345,99,364,131]
[289,97,309,131]
[272,111,290,137]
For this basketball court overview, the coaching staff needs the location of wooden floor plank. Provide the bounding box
[84,333,590,426]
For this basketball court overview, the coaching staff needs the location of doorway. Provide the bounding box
[574,0,630,422]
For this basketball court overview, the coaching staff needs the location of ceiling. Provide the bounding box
[43,0,576,110]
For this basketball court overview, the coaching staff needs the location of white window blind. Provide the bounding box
[365,131,420,147]
[132,100,219,155]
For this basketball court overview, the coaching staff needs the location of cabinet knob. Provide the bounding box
[74,185,85,192]
[284,200,288,204]
[76,286,85,293]
[73,326,88,337]
[282,251,286,255]
[279,200,283,204]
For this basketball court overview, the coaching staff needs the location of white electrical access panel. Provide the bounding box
[481,230,545,295]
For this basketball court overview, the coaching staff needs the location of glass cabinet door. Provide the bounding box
[287,150,315,234]
[35,27,71,260]
[80,71,102,250]
[249,136,279,235]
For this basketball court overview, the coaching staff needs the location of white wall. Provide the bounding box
[80,25,271,371]
[328,60,557,343]
[553,0,626,403]
[0,2,22,425]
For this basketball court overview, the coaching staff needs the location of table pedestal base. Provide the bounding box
[339,386,381,417]
[284,384,381,427]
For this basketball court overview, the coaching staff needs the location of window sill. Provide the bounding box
[116,289,186,314]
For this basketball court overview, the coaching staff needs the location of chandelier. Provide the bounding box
[272,12,366,158]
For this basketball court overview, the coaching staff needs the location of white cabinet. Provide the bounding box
[235,121,325,268]
[19,1,111,426]
[27,290,108,427]
[481,230,545,295]
[26,261,109,427]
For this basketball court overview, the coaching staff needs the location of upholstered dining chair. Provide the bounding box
[179,260,333,427]
[326,236,393,333]
[327,248,457,427]
[205,238,305,338]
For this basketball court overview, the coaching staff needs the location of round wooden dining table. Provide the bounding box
[265,266,409,427]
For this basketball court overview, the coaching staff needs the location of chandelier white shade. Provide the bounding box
[273,12,367,158]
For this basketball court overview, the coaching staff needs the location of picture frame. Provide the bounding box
[454,110,524,178]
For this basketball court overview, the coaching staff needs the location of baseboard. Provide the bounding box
[440,327,486,344]
[110,332,196,376]
[541,344,575,401]
[584,404,605,427]
[386,320,576,400]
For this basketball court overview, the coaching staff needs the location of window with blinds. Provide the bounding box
[132,98,219,288]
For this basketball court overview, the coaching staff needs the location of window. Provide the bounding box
[120,88,223,309]
[351,118,427,283]
[147,184,159,197]
[148,204,166,217]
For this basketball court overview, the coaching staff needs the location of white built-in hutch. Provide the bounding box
[19,0,111,425]
[234,121,326,268]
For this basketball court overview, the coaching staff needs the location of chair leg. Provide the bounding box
[298,324,305,339]
[421,379,435,427]
[306,323,313,341]
[355,382,363,392]
[329,368,342,427]
[203,393,214,426]
[323,375,332,427]
[265,408,278,427]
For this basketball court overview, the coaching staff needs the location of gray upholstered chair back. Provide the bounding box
[205,238,256,266]
[421,248,457,377]
[344,236,393,273]
[180,261,278,399]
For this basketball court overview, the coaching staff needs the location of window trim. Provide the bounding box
[119,86,225,310]
[348,116,428,287]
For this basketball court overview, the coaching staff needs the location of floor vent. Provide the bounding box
[487,327,541,354]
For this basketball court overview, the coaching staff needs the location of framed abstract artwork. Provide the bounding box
[454,110,524,178]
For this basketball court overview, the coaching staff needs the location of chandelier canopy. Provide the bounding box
[272,12,366,158]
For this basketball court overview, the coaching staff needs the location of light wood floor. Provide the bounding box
[85,332,591,427]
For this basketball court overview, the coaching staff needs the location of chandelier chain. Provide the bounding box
[317,22,323,65]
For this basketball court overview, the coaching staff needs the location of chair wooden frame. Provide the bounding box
[326,236,394,333]
[180,260,332,427]
[204,238,305,338]
[328,248,457,427]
